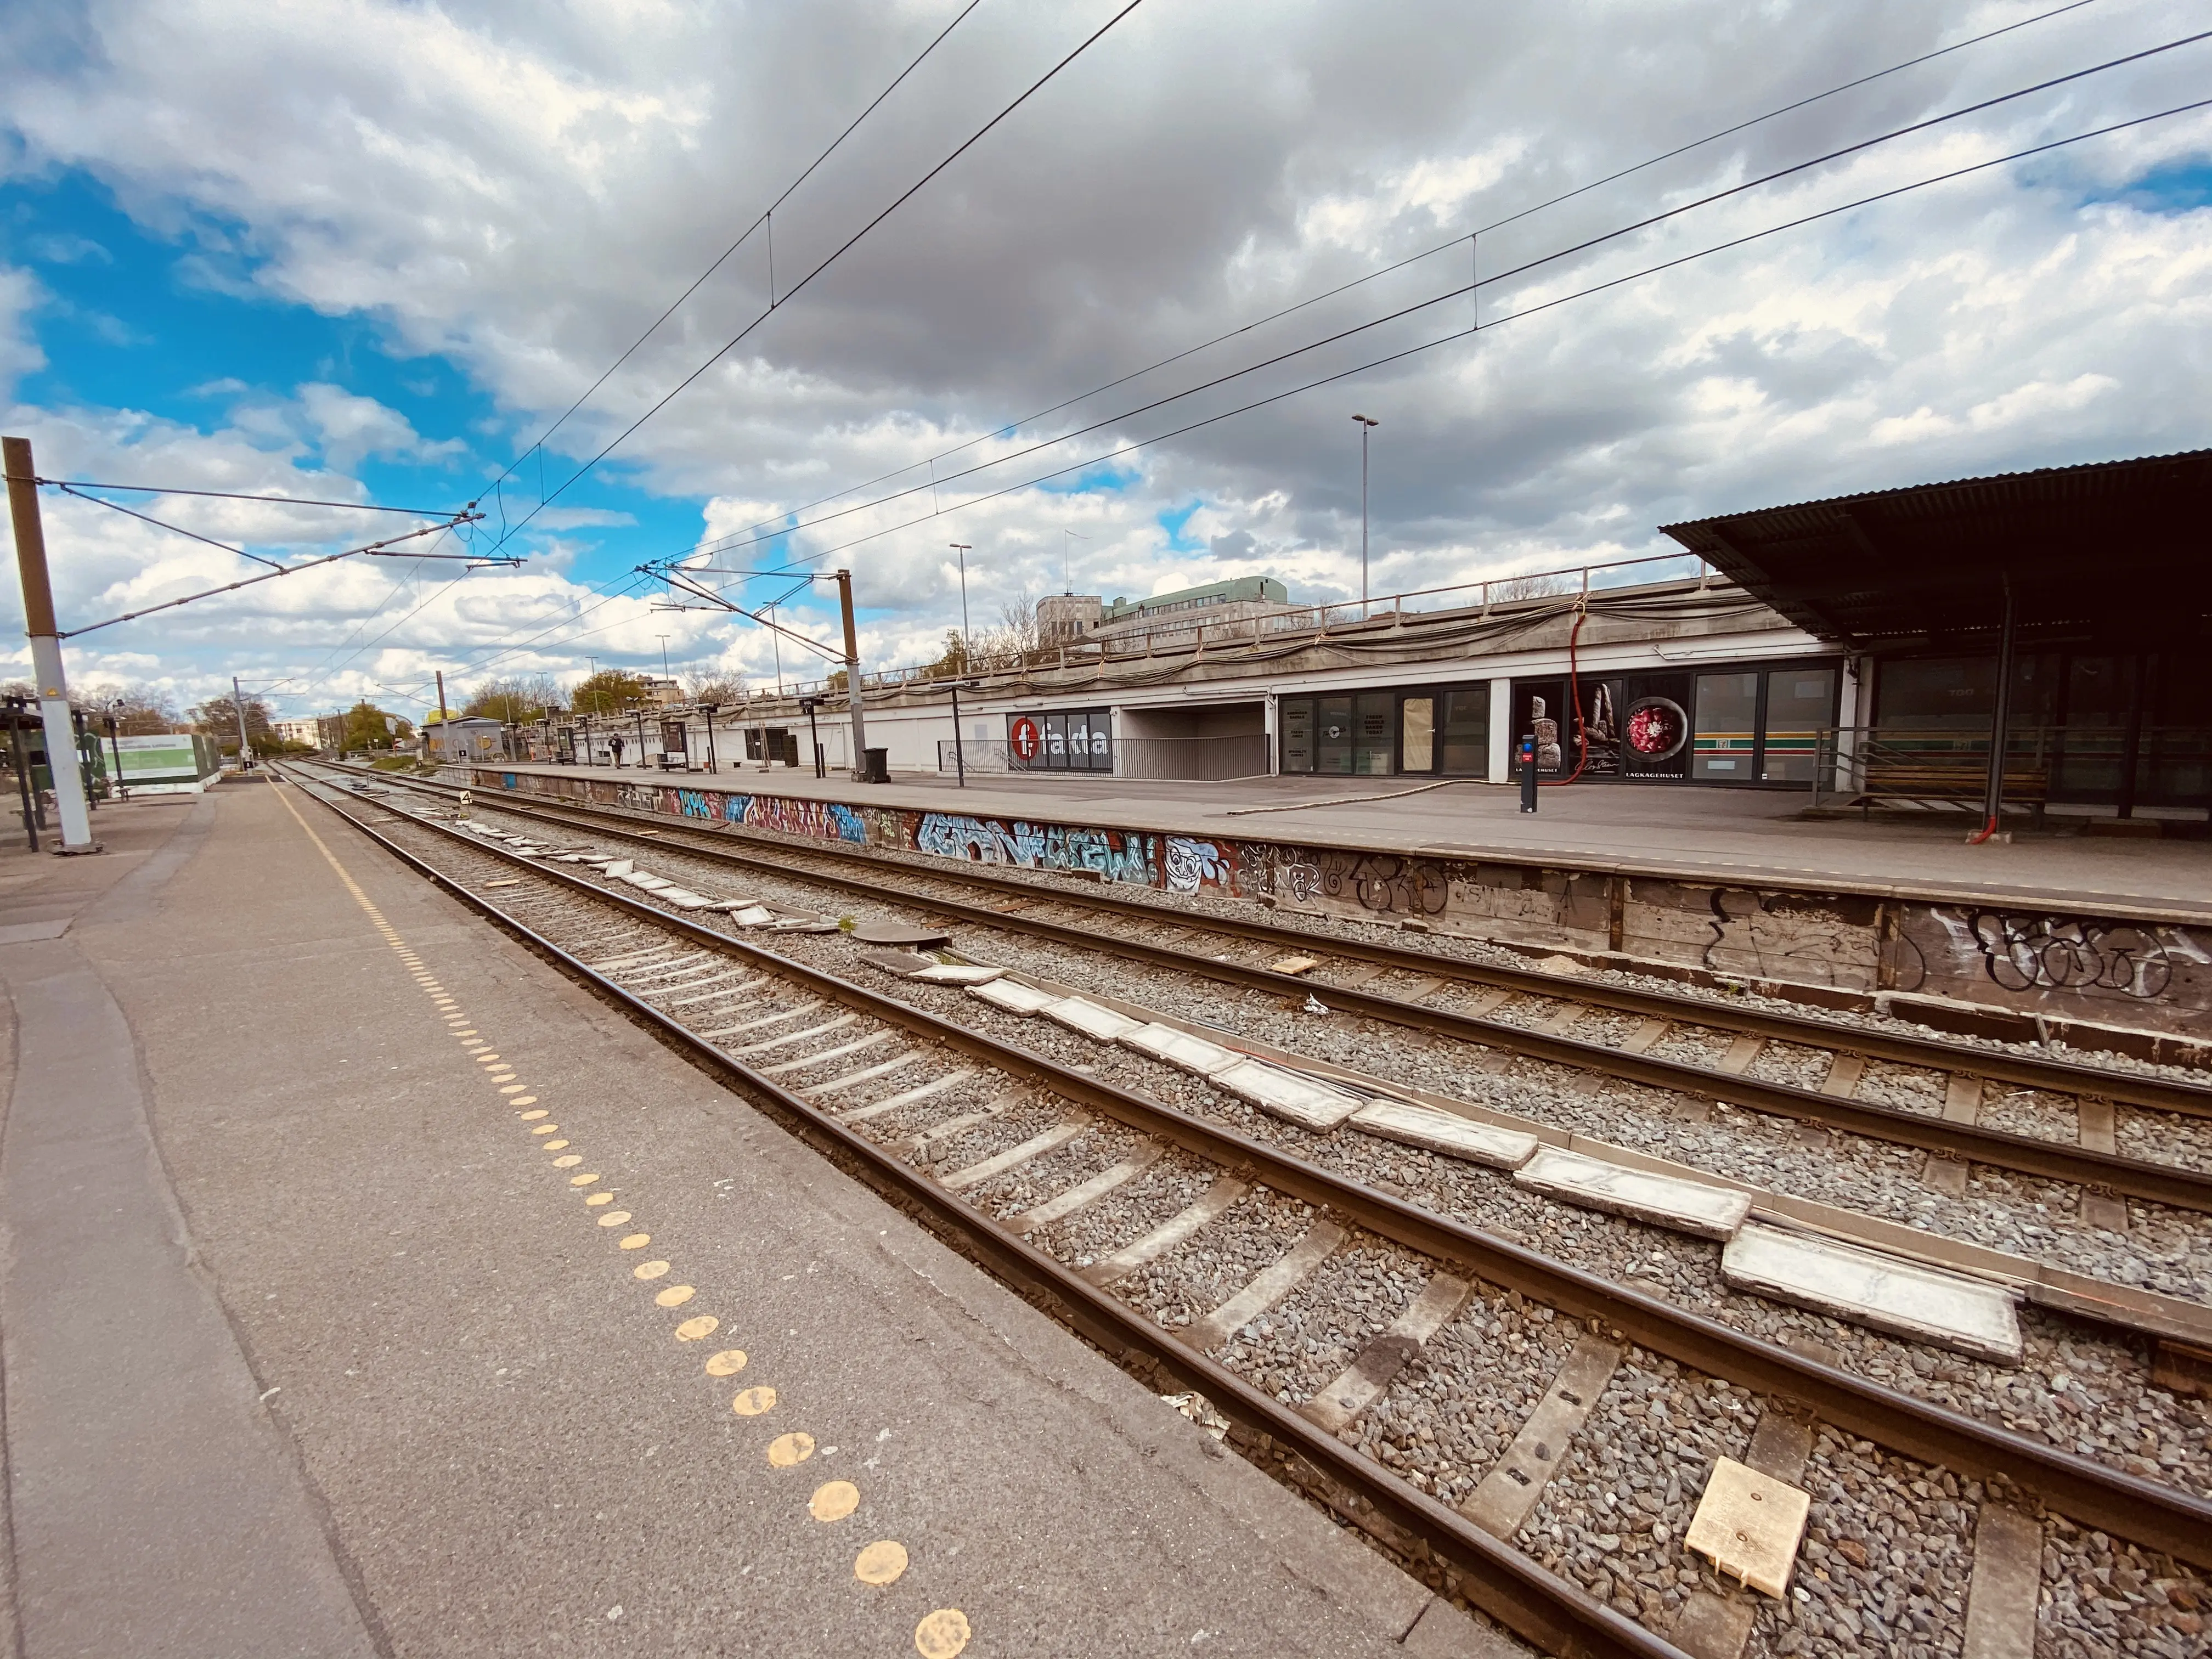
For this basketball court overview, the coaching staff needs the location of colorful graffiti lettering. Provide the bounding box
[1163,836,1232,895]
[913,813,1156,884]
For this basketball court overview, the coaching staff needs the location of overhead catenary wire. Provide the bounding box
[474,0,985,508]
[701,92,2212,590]
[662,32,2212,576]
[679,0,2121,567]
[483,0,1150,556]
[374,0,2104,692]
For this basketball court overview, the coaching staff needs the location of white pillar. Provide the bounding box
[1486,678,1513,782]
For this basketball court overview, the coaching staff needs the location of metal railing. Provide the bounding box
[933,732,1270,782]
[1810,725,2212,812]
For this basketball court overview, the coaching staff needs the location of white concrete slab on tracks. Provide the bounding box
[1721,1222,2024,1364]
[1513,1146,1754,1239]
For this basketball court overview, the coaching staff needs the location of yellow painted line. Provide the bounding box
[584,1193,613,1207]
[618,1234,651,1250]
[633,1261,670,1280]
[705,1350,747,1377]
[552,1155,582,1168]
[530,1125,558,1136]
[569,1173,600,1187]
[732,1386,776,1417]
[543,1140,569,1150]
[499,1084,527,1094]
[654,1285,695,1307]
[596,1210,633,1227]
[766,1432,814,1467]
[510,1095,537,1105]
[854,1541,907,1585]
[518,1109,548,1120]
[675,1316,719,1341]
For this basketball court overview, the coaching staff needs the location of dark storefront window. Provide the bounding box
[1692,673,1758,781]
[1279,686,1491,777]
[1874,649,2208,810]
[1440,687,1488,776]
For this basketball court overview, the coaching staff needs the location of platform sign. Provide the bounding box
[1008,716,1042,764]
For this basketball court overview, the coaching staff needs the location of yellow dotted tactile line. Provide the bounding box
[275,783,972,1657]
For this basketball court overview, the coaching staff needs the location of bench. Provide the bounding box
[1855,761,2049,814]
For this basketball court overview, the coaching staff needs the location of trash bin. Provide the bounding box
[861,747,890,783]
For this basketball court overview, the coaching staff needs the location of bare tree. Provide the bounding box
[686,673,749,705]
[75,681,184,733]
[1487,572,1575,601]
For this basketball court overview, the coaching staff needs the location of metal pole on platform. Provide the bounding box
[7,698,37,851]
[1352,414,1379,610]
[836,569,870,781]
[1979,578,2016,835]
[951,681,965,788]
[3,437,97,851]
[231,675,253,775]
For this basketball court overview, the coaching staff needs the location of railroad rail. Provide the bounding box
[317,765,2212,1218]
[281,765,2212,1659]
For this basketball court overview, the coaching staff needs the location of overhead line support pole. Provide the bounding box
[837,569,870,781]
[4,437,98,852]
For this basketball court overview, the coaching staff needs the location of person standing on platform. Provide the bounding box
[608,734,625,769]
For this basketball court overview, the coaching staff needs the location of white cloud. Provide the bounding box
[0,0,2207,706]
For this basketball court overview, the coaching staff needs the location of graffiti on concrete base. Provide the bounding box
[478,767,2212,1041]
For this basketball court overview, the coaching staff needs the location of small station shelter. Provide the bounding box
[1662,449,2211,826]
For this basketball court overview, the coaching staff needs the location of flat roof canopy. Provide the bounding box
[1659,449,2212,651]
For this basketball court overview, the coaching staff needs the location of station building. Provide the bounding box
[546,450,2206,827]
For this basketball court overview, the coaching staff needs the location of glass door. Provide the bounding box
[1316,696,1353,774]
[1399,696,1435,773]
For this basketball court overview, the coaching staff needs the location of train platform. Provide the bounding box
[485,760,2209,922]
[0,778,1504,1658]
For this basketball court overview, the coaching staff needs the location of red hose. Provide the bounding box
[1966,812,2000,845]
[1539,607,1589,787]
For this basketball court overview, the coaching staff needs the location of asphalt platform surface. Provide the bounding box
[0,780,1511,1658]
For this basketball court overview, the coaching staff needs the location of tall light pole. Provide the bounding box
[1352,414,1379,608]
[1062,529,1087,595]
[657,635,671,679]
[949,544,972,663]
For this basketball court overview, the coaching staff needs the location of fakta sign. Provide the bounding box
[1008,716,1041,760]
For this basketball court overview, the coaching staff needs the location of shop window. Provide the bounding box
[1279,699,1314,773]
[1692,673,1758,780]
[1759,668,1835,782]
[1400,696,1435,772]
[1009,707,1111,770]
[1355,692,1393,774]
[1440,687,1488,776]
[1316,696,1353,774]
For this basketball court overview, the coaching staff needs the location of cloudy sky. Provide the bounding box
[1,0,2207,722]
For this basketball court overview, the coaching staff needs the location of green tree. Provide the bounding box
[341,700,412,752]
[570,669,648,716]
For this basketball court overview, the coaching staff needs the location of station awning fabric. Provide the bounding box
[1658,449,2212,650]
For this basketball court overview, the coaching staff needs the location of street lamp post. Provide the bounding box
[949,544,972,664]
[949,679,980,788]
[1352,414,1379,609]
[799,696,825,779]
[700,702,719,774]
[106,701,127,801]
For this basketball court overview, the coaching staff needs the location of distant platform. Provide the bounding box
[461,760,2212,1052]
[475,760,2209,921]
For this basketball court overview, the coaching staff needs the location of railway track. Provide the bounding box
[319,766,2212,1226]
[285,766,2212,1659]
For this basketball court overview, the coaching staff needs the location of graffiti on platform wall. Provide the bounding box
[1696,887,1882,991]
[1163,836,1233,895]
[1934,909,2187,1001]
[912,812,1158,885]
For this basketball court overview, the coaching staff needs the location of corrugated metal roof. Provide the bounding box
[1658,449,2212,647]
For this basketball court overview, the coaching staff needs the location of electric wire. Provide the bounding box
[698,92,2212,591]
[680,0,2121,566]
[484,0,1149,556]
[475,0,985,505]
[665,30,2212,573]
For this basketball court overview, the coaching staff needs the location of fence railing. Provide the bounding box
[933,732,1271,782]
